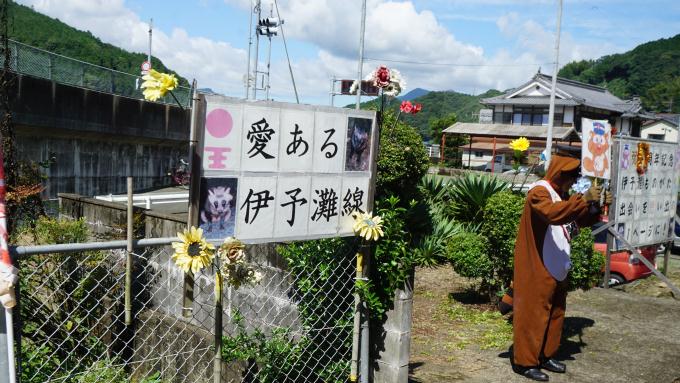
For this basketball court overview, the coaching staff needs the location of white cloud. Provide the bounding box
[15,0,626,105]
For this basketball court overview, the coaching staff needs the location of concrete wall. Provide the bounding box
[8,72,190,198]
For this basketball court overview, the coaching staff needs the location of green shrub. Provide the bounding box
[75,360,126,383]
[376,110,430,202]
[481,191,526,294]
[448,173,508,222]
[569,227,605,291]
[445,231,492,282]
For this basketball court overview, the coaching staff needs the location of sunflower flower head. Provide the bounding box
[171,226,215,274]
[508,137,530,152]
[141,69,178,102]
[352,212,384,241]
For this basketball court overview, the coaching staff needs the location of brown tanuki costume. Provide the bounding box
[512,155,600,368]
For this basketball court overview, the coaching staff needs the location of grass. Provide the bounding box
[436,296,512,350]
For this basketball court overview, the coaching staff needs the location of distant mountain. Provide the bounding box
[559,33,680,113]
[348,89,502,141]
[6,0,188,85]
[399,88,430,101]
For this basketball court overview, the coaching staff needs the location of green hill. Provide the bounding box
[559,33,680,113]
[6,0,188,85]
[350,89,502,141]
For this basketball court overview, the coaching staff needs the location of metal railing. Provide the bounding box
[2,39,192,107]
[95,193,189,210]
[11,239,356,382]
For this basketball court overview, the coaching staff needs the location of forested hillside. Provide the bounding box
[7,0,188,84]
[559,33,680,113]
[352,89,502,141]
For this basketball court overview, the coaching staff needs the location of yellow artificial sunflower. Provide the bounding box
[352,212,384,241]
[508,137,530,152]
[141,69,178,101]
[171,226,215,273]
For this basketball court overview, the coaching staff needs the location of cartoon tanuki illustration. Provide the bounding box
[583,122,609,177]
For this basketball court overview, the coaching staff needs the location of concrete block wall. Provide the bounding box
[373,272,415,383]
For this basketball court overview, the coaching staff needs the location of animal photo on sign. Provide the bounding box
[199,177,238,239]
[345,117,373,171]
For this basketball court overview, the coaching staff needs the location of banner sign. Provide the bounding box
[581,118,612,179]
[198,94,377,243]
[613,137,680,247]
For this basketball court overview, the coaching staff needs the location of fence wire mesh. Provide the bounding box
[1,40,192,107]
[17,241,357,382]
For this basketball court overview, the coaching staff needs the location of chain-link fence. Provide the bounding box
[14,239,357,382]
[1,40,192,107]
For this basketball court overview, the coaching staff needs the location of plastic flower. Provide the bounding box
[383,68,405,97]
[411,103,422,114]
[352,212,384,241]
[171,227,215,273]
[400,100,413,113]
[141,69,178,101]
[509,137,530,152]
[372,65,391,88]
[218,237,245,265]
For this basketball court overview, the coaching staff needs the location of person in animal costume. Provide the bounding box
[511,154,610,381]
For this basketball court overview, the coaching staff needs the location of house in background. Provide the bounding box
[442,72,654,170]
[641,114,679,143]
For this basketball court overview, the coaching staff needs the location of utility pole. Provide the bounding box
[148,18,153,67]
[355,0,367,110]
[245,0,255,99]
[545,0,563,169]
[265,4,274,100]
[252,0,262,100]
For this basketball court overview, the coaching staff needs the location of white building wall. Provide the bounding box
[641,122,678,143]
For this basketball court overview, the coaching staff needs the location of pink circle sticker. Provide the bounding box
[206,108,233,138]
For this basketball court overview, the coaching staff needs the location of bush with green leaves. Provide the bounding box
[481,190,526,295]
[448,173,508,222]
[376,109,430,202]
[568,227,605,291]
[445,231,492,283]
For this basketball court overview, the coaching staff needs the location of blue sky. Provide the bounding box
[17,0,680,105]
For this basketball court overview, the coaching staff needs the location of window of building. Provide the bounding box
[474,151,484,158]
[512,107,549,126]
[494,112,512,124]
[648,133,665,140]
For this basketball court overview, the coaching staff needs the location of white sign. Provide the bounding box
[581,118,612,179]
[613,138,680,247]
[479,109,493,123]
[198,95,376,243]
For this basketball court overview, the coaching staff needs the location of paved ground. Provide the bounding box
[409,260,680,383]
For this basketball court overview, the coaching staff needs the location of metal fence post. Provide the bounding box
[663,241,671,275]
[125,176,133,325]
[213,260,223,383]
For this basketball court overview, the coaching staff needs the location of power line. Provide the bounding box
[364,57,555,68]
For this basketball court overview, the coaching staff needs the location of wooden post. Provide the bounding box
[440,133,446,164]
[125,176,133,324]
[491,136,497,173]
[468,136,473,169]
[213,262,223,383]
[663,241,671,275]
[184,81,203,318]
[604,140,620,288]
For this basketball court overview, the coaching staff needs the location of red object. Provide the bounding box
[399,100,413,114]
[373,65,390,88]
[0,147,10,265]
[594,237,657,285]
[491,137,497,173]
[411,103,422,114]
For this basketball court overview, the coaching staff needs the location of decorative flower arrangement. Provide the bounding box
[352,212,384,241]
[171,227,262,289]
[399,100,422,115]
[349,65,406,98]
[636,142,652,175]
[508,136,530,171]
[141,69,179,102]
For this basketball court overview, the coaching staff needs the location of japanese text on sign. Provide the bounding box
[613,138,680,247]
[198,95,376,243]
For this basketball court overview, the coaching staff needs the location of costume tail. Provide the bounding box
[498,283,513,315]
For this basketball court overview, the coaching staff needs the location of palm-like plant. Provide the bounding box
[448,173,508,222]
